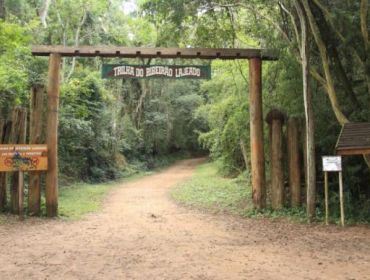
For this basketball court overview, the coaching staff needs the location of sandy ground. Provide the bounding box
[0,158,369,280]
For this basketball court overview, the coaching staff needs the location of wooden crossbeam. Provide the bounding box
[31,45,278,60]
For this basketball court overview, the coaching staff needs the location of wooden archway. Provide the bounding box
[31,45,278,217]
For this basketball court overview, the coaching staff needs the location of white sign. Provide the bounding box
[322,156,342,172]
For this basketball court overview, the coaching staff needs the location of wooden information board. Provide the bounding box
[322,156,342,171]
[322,155,345,226]
[0,145,48,172]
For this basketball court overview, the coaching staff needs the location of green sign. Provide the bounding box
[102,64,211,79]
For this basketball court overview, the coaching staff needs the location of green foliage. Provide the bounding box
[244,207,308,223]
[59,70,122,182]
[197,61,249,175]
[0,21,32,114]
[58,182,114,219]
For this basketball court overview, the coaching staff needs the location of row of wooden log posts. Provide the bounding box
[0,86,44,215]
[266,109,303,209]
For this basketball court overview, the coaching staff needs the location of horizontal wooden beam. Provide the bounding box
[31,45,278,60]
[336,147,370,156]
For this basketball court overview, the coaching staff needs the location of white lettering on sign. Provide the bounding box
[146,66,173,77]
[322,156,342,172]
[113,66,135,77]
[175,67,201,77]
[0,145,47,153]
[135,68,144,77]
[103,64,210,79]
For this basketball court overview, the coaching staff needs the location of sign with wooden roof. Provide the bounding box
[336,123,370,155]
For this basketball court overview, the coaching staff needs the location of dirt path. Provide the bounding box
[0,159,369,280]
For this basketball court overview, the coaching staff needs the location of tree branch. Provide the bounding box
[301,0,349,125]
[312,0,364,68]
[361,0,369,51]
[279,1,301,49]
[294,0,316,222]
[66,10,87,81]
[39,0,51,28]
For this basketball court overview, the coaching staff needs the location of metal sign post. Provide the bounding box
[322,156,344,226]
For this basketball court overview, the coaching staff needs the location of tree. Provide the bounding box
[0,0,5,19]
[295,0,316,221]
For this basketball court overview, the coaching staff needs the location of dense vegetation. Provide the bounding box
[0,0,369,222]
[0,0,208,184]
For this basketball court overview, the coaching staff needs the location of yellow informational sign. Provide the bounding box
[0,144,48,172]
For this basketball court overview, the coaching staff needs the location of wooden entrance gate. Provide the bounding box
[31,45,278,217]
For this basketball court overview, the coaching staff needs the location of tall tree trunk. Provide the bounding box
[39,0,51,27]
[0,119,6,210]
[0,0,5,19]
[240,139,249,171]
[301,0,348,125]
[296,0,316,222]
[66,10,87,81]
[309,1,361,111]
[360,0,370,98]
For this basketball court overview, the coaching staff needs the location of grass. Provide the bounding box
[58,171,150,220]
[171,162,253,215]
[171,161,309,223]
[58,182,115,219]
[0,215,5,224]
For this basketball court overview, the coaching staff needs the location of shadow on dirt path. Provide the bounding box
[0,158,369,280]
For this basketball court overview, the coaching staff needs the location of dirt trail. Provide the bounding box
[0,158,369,280]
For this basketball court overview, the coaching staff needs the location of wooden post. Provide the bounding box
[0,120,12,211]
[18,171,24,220]
[0,119,5,210]
[28,85,45,216]
[287,117,301,207]
[249,57,266,209]
[10,107,27,214]
[266,109,285,210]
[46,53,61,217]
[324,171,329,225]
[339,171,345,226]
[302,121,308,197]
[0,119,4,142]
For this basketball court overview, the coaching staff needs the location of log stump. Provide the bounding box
[287,117,301,207]
[266,109,286,210]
